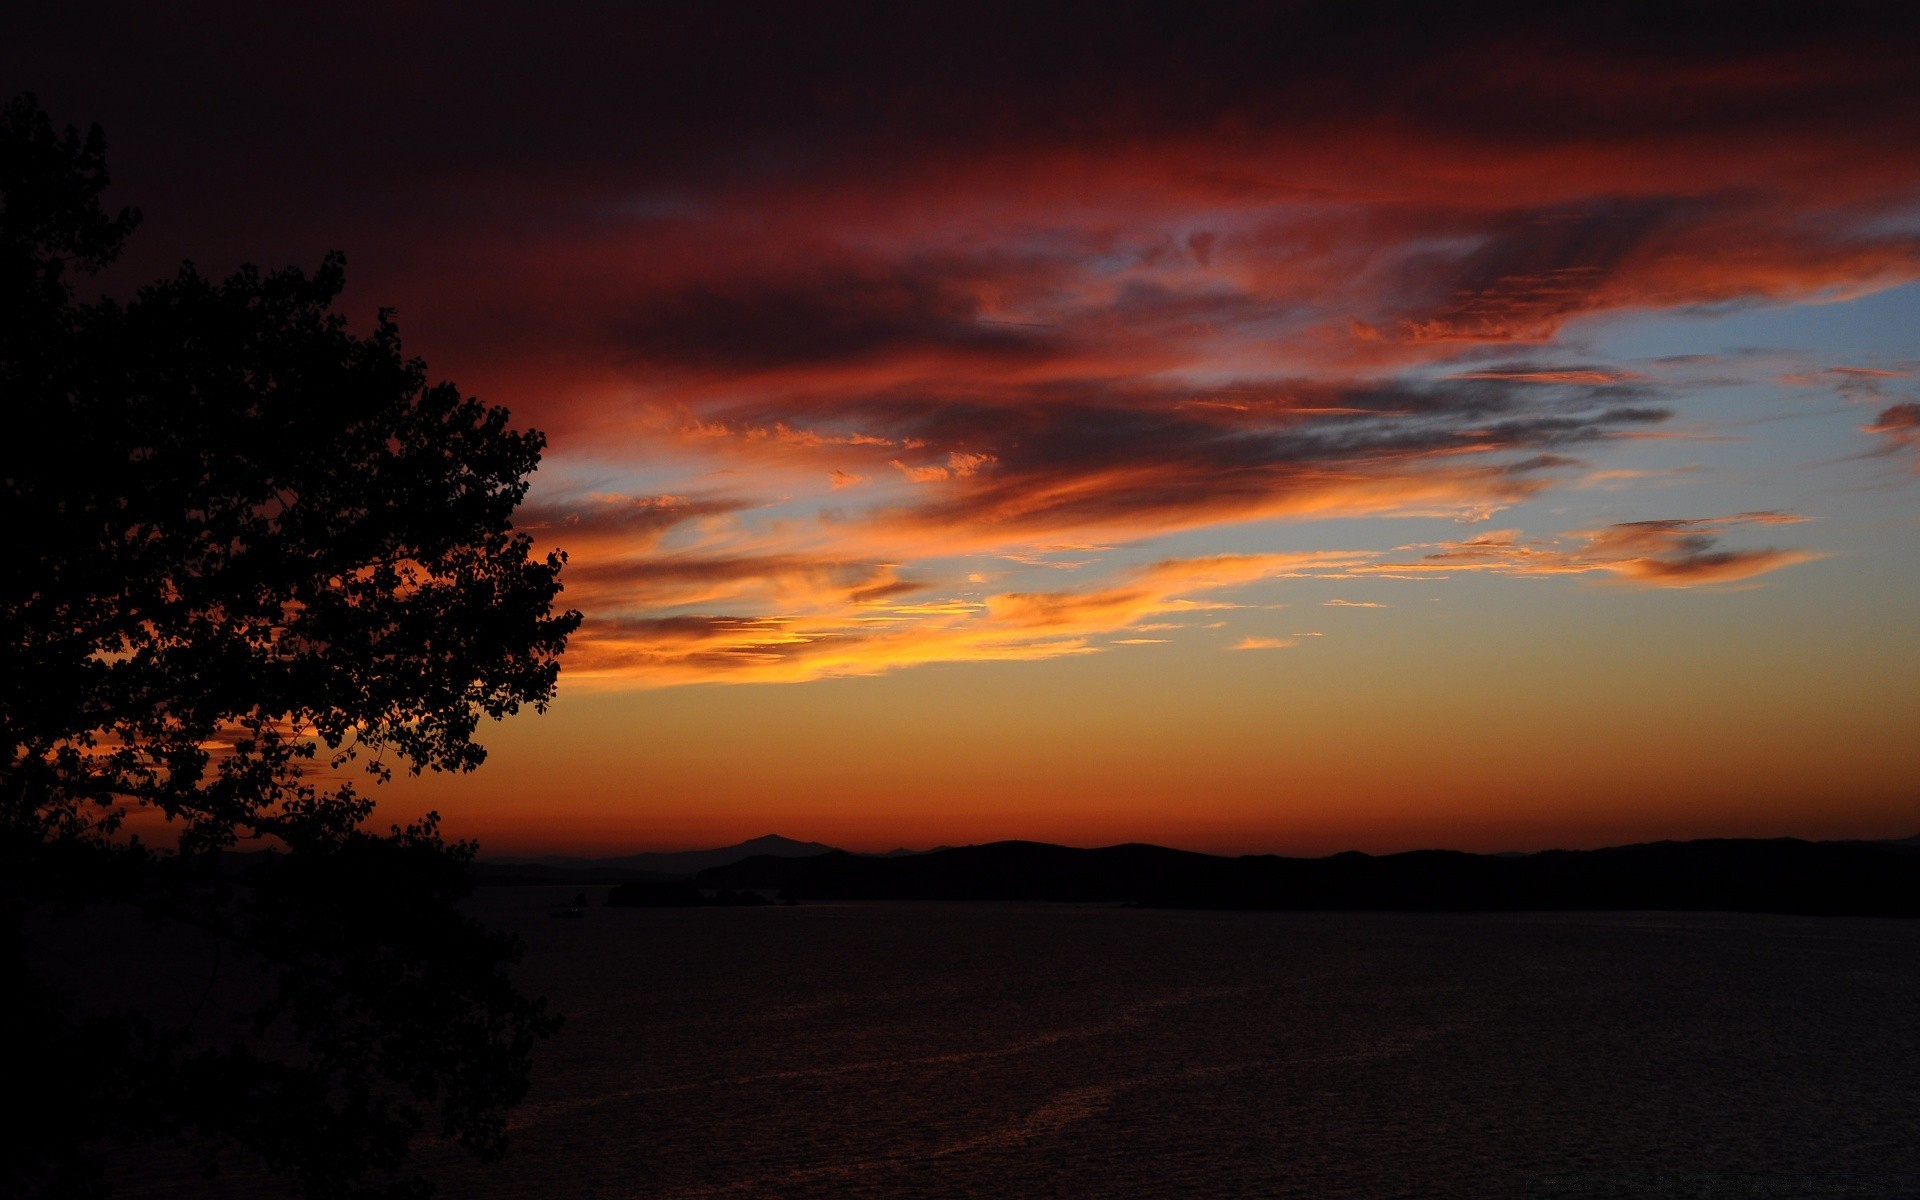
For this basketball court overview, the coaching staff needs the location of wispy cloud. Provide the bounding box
[561,551,1367,684]
[1863,403,1920,468]
[113,5,1897,689]
[1376,513,1821,587]
[551,504,1819,684]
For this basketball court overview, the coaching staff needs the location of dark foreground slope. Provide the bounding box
[695,838,1920,916]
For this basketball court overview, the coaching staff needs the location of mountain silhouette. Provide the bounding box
[479,835,835,885]
[691,837,1920,916]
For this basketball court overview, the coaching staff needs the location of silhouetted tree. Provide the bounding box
[1,94,581,1198]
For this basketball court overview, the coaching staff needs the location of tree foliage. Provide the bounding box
[1,94,581,1198]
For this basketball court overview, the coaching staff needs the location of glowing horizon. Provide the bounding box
[14,4,1917,855]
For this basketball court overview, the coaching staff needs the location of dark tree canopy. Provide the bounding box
[1,94,581,1198]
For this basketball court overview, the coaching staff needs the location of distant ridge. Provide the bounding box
[691,837,1920,917]
[478,834,835,885]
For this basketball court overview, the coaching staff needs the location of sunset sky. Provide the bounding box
[10,3,1918,853]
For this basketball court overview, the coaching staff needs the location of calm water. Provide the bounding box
[395,893,1920,1199]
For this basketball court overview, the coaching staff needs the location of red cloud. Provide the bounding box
[16,5,1906,685]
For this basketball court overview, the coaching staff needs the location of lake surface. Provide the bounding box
[402,894,1920,1199]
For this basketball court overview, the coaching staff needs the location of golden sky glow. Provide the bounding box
[15,4,1919,852]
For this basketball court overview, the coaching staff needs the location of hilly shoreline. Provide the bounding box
[645,836,1920,917]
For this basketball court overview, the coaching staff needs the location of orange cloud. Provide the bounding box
[516,492,756,555]
[546,494,1824,684]
[560,550,1368,686]
[229,8,1902,690]
[1378,514,1821,588]
[1449,368,1646,385]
